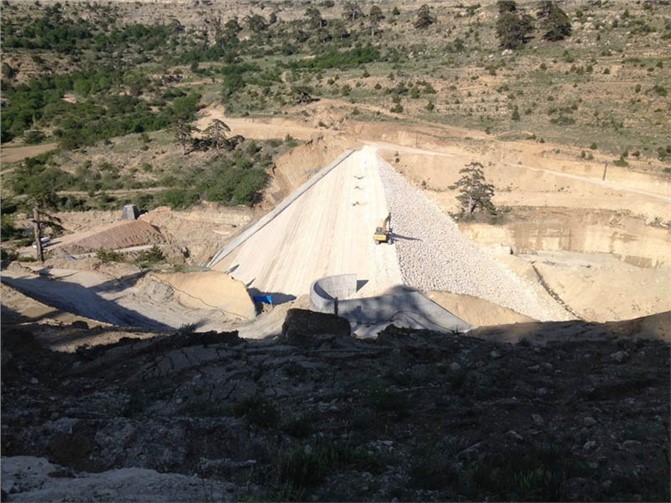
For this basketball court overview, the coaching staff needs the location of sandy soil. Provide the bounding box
[428,291,534,327]
[153,271,255,320]
[196,104,323,141]
[531,254,671,323]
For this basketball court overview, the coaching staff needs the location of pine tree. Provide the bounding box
[537,1,572,41]
[414,4,435,29]
[496,0,534,49]
[449,162,497,221]
[175,120,195,155]
[342,2,364,22]
[204,119,231,153]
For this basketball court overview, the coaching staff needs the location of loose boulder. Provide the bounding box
[281,309,351,346]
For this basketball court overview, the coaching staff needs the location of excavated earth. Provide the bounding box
[1,311,669,502]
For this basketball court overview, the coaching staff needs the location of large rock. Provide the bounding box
[280,309,351,346]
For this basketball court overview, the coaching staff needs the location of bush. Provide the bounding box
[282,415,313,438]
[96,248,125,263]
[135,245,165,268]
[1,248,20,262]
[613,155,629,167]
[158,188,199,210]
[287,47,381,70]
[23,129,46,144]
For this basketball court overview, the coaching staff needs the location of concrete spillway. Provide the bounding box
[208,147,470,334]
[210,147,402,299]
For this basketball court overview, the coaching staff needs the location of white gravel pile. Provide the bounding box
[377,158,567,321]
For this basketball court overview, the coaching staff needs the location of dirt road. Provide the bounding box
[1,143,58,164]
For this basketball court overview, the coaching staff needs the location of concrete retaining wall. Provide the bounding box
[310,274,357,313]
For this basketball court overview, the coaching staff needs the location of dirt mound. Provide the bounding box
[50,220,167,254]
[428,291,534,326]
[152,271,255,321]
[139,206,252,264]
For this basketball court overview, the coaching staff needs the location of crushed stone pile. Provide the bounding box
[377,158,568,322]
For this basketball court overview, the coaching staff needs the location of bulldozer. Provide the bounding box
[373,212,392,245]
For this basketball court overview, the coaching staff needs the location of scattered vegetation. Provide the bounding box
[1,0,669,217]
[278,440,382,489]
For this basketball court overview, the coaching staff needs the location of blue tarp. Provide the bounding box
[253,295,273,305]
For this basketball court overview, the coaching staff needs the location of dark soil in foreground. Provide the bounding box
[1,311,669,502]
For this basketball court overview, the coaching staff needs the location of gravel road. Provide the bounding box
[376,153,569,321]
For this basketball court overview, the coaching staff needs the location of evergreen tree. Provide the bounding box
[304,7,326,30]
[449,162,497,221]
[369,5,385,23]
[175,120,195,155]
[414,4,435,29]
[537,1,572,41]
[496,1,534,50]
[204,119,231,153]
[342,2,364,22]
[244,14,268,33]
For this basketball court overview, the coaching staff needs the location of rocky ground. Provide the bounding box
[2,310,669,502]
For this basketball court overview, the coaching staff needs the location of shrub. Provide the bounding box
[23,129,46,144]
[613,155,629,167]
[651,84,667,97]
[96,248,125,263]
[135,245,165,268]
[158,188,199,210]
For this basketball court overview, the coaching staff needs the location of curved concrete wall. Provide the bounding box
[310,274,357,313]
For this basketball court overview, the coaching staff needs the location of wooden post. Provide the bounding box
[602,162,608,181]
[32,207,44,262]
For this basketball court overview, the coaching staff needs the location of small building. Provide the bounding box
[120,204,140,221]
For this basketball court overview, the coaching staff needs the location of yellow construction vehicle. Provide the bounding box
[373,212,392,245]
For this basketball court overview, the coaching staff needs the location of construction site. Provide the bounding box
[2,113,670,345]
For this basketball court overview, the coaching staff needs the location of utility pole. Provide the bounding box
[32,207,44,262]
